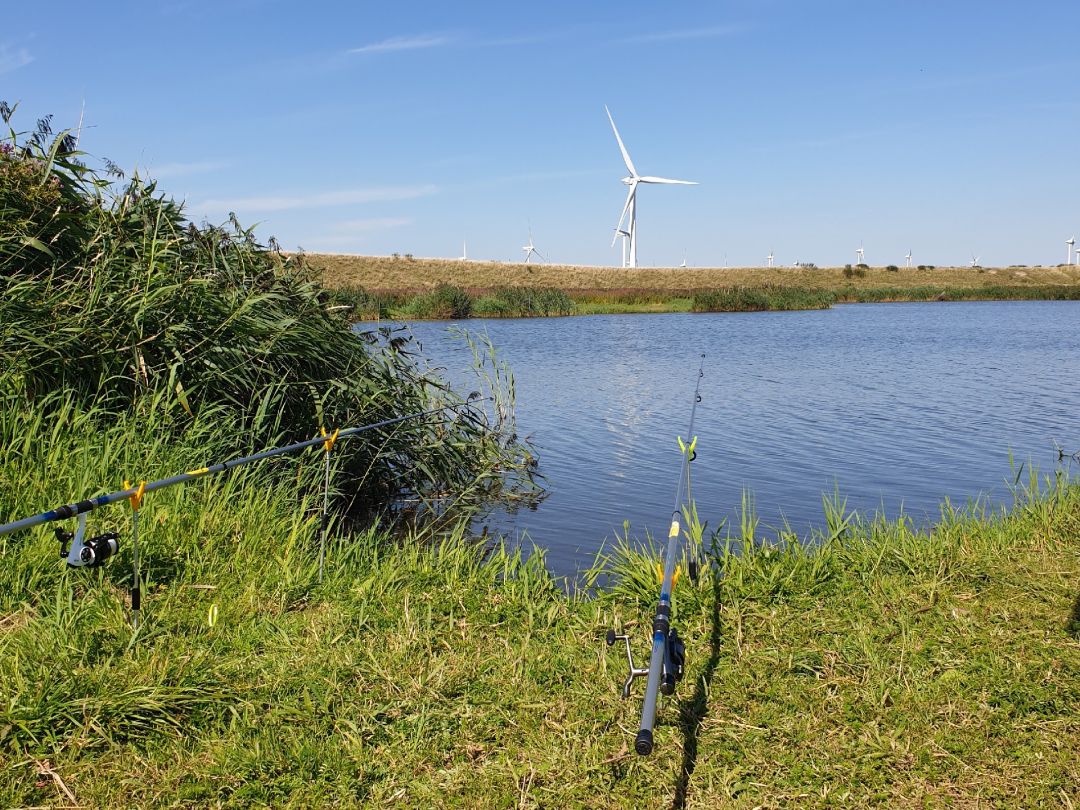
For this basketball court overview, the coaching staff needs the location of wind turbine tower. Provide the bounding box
[767,251,774,268]
[613,228,630,268]
[1067,237,1075,265]
[459,240,468,261]
[605,106,697,269]
[970,254,980,268]
[856,245,865,265]
[905,250,912,268]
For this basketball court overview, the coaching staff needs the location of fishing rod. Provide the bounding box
[0,398,479,539]
[607,353,705,756]
[0,397,484,626]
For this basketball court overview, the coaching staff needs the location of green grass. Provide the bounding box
[318,280,1080,321]
[3,454,1078,806]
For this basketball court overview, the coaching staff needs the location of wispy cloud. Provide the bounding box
[328,216,413,232]
[349,34,452,55]
[303,217,414,250]
[149,160,229,179]
[0,43,33,75]
[190,185,437,215]
[619,24,747,44]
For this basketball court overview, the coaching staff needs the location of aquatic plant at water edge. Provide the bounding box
[0,106,535,521]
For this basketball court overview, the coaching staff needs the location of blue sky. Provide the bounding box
[4,1,1079,267]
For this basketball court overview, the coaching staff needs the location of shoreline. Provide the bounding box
[309,254,1080,319]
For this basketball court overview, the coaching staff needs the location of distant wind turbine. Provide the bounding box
[767,251,774,268]
[855,245,865,265]
[680,250,688,268]
[1067,237,1075,265]
[970,254,980,268]
[605,106,697,269]
[905,250,912,268]
[522,228,544,264]
[459,239,468,261]
[613,228,631,267]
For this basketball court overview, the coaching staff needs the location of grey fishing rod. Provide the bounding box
[607,353,705,756]
[0,398,481,539]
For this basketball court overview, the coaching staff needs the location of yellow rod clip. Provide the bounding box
[655,563,682,586]
[124,480,147,512]
[321,427,340,454]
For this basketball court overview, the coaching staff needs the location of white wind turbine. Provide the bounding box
[680,250,688,268]
[905,249,912,268]
[1067,237,1075,265]
[605,106,697,269]
[459,239,468,261]
[612,228,631,267]
[522,228,544,264]
[766,251,774,268]
[855,245,865,265]
[970,253,980,268]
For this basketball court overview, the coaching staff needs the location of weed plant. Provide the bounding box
[0,106,532,520]
[691,285,837,312]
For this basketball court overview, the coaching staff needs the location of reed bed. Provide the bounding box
[0,107,534,519]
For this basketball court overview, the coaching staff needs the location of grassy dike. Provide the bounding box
[310,254,1080,318]
[3,111,1079,806]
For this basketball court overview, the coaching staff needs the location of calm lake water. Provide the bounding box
[390,302,1080,576]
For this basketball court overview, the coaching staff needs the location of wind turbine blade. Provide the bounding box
[615,183,637,234]
[534,250,545,261]
[605,106,638,177]
[612,230,620,248]
[638,176,698,185]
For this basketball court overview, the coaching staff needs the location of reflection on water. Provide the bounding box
[391,302,1080,576]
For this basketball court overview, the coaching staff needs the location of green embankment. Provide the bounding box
[3,108,1079,807]
[311,254,1080,319]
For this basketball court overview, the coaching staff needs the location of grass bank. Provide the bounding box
[311,254,1080,318]
[3,449,1079,806]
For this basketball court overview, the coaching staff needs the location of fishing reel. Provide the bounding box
[606,626,685,699]
[55,513,119,568]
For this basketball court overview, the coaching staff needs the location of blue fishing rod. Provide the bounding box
[607,353,705,756]
[0,398,483,626]
[0,400,477,539]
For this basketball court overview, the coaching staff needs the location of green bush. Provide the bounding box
[325,285,394,319]
[472,287,573,317]
[691,285,836,312]
[403,284,473,319]
[0,105,527,519]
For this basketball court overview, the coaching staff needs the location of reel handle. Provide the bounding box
[606,629,649,699]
